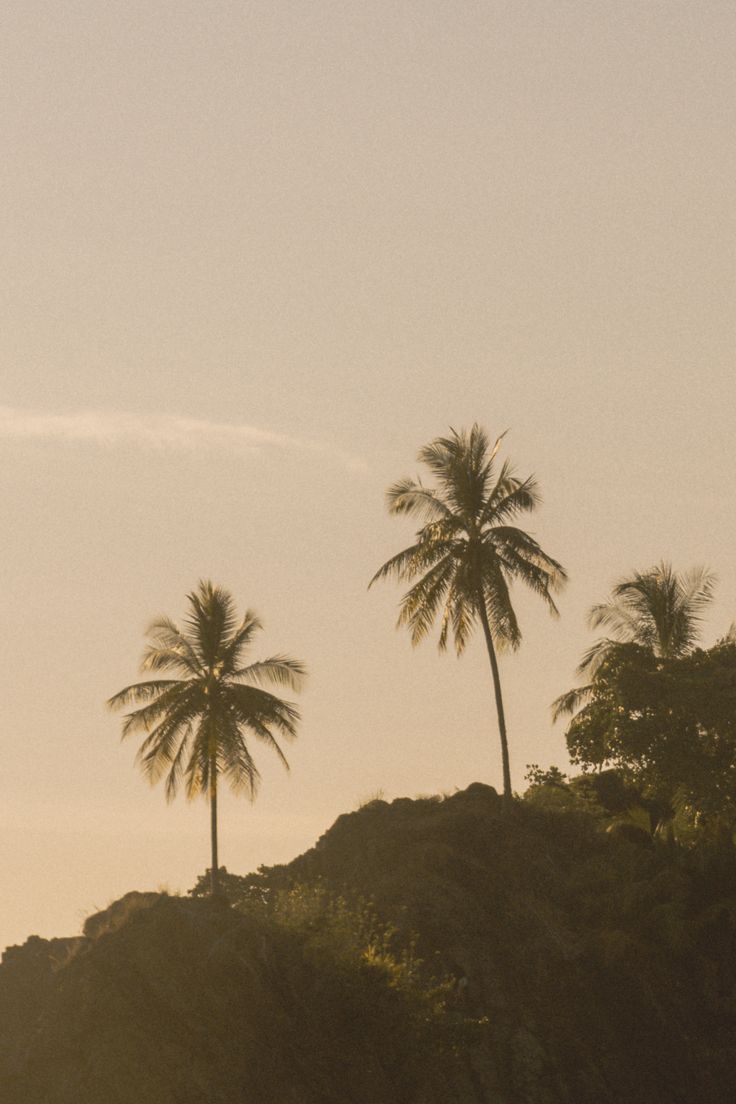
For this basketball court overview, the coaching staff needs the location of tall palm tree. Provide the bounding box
[370,425,567,804]
[108,580,306,897]
[553,562,716,720]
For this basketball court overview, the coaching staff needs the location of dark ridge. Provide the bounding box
[2,783,735,1103]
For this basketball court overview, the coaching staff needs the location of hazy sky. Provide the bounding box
[2,1,735,953]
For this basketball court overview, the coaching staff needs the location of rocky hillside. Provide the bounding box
[2,783,735,1103]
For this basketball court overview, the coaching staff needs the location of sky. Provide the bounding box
[1,0,735,953]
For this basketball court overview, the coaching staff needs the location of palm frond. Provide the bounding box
[576,637,621,676]
[219,730,261,797]
[483,474,542,526]
[487,429,508,465]
[135,707,197,789]
[225,682,301,742]
[589,561,715,659]
[218,609,264,675]
[679,564,717,611]
[396,555,456,647]
[497,556,561,619]
[233,716,290,774]
[234,655,307,692]
[129,686,200,749]
[417,425,493,519]
[446,566,478,654]
[183,722,212,800]
[142,617,203,675]
[184,580,239,668]
[163,725,196,802]
[369,535,456,587]
[551,684,594,722]
[141,645,202,677]
[588,599,646,643]
[119,682,201,739]
[481,563,522,652]
[672,565,716,654]
[487,527,567,607]
[385,478,454,521]
[107,679,183,711]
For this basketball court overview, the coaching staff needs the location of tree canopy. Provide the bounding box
[564,639,736,831]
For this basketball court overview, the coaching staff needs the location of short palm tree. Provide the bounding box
[552,562,716,720]
[370,425,567,804]
[108,580,306,897]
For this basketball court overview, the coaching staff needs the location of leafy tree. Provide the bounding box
[524,764,568,789]
[524,762,672,836]
[563,640,736,832]
[370,425,566,803]
[553,562,715,720]
[108,580,306,896]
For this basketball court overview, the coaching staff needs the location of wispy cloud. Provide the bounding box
[0,405,367,471]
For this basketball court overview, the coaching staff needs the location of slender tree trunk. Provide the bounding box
[477,595,513,806]
[209,754,220,897]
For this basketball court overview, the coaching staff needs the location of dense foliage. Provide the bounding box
[563,640,736,834]
[2,784,735,1102]
[554,561,736,839]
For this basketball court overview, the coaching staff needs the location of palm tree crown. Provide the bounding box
[370,425,566,801]
[108,580,306,895]
[586,562,715,662]
[553,562,715,720]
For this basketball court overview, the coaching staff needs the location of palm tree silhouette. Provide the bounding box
[552,562,715,721]
[370,425,566,804]
[108,580,306,896]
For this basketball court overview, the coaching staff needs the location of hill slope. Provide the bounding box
[2,784,735,1103]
